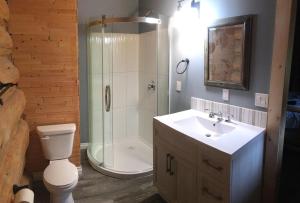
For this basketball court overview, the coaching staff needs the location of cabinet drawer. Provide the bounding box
[198,174,229,203]
[154,120,197,164]
[198,144,230,184]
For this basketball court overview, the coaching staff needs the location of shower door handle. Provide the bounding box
[105,85,111,112]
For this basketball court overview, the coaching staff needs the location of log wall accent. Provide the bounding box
[0,88,25,147]
[0,0,30,202]
[0,56,19,83]
[0,0,9,21]
[0,26,12,47]
[8,0,80,173]
[0,119,29,203]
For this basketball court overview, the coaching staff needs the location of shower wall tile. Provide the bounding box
[139,72,157,112]
[140,31,157,74]
[139,31,158,147]
[157,74,169,116]
[107,33,140,139]
[103,34,113,75]
[90,108,103,145]
[89,33,103,75]
[113,34,139,73]
[139,108,155,147]
[91,31,165,143]
[113,108,126,139]
[126,35,139,72]
[126,107,139,137]
[126,72,139,107]
[91,74,103,111]
[112,73,127,109]
[158,28,169,76]
[191,97,268,128]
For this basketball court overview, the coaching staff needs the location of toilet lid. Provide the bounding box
[44,160,78,187]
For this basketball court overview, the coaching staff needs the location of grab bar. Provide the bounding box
[105,85,111,112]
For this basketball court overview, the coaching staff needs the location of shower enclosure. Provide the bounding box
[87,16,169,178]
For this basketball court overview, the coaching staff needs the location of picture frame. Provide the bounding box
[204,15,253,90]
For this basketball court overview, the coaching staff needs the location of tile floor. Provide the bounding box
[32,149,166,203]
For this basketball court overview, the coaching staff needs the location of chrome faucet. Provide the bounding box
[208,112,223,126]
[209,111,223,119]
[225,115,232,123]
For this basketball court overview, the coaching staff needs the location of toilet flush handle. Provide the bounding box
[40,136,50,140]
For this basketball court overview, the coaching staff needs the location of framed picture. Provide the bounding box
[204,15,253,90]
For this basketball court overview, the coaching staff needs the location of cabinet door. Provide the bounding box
[155,141,176,202]
[176,156,198,203]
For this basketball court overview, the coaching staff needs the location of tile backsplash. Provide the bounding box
[191,97,268,128]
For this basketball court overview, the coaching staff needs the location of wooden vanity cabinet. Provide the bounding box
[154,119,264,203]
[154,121,198,203]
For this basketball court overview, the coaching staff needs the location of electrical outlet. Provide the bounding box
[255,93,269,108]
[223,89,229,101]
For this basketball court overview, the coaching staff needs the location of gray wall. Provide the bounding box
[79,0,276,143]
[78,0,139,143]
[139,0,276,113]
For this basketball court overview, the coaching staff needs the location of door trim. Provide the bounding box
[262,0,297,202]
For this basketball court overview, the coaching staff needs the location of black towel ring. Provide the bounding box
[176,58,189,74]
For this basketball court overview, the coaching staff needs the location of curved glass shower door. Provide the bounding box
[87,24,114,169]
[87,16,169,178]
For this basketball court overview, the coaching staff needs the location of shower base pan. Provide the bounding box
[87,137,153,179]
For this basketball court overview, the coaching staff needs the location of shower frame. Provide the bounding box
[87,15,166,178]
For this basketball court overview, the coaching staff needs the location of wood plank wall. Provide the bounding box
[8,0,80,173]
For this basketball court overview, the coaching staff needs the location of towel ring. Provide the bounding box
[176,58,189,74]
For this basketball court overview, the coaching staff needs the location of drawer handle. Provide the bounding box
[203,159,223,172]
[202,187,223,201]
[170,156,175,176]
[166,153,171,173]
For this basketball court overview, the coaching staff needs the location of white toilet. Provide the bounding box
[37,123,78,203]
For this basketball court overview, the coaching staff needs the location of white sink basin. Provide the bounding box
[173,116,236,139]
[154,109,266,155]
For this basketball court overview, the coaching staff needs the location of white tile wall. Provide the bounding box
[89,31,169,147]
[139,31,158,147]
[191,97,268,128]
[110,33,140,139]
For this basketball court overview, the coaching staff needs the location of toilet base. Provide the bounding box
[50,192,74,203]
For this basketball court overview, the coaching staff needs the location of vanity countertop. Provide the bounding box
[154,109,265,155]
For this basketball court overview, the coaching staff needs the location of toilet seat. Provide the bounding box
[43,159,78,188]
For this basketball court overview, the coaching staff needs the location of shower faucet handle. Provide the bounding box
[148,80,156,90]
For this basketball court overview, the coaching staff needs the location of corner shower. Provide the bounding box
[87,16,169,178]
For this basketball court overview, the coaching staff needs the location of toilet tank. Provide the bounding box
[37,123,76,161]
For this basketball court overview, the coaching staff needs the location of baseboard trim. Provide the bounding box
[80,142,88,149]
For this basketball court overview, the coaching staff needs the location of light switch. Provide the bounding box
[176,80,182,92]
[255,93,269,108]
[223,89,229,101]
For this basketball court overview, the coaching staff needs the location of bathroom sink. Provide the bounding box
[154,109,266,155]
[173,115,236,139]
